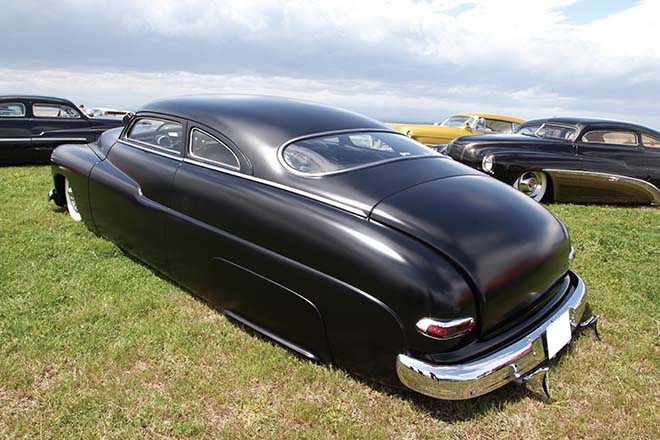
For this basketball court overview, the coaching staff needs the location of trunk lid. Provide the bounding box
[371,174,570,337]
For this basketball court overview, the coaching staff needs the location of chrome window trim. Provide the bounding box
[118,138,183,161]
[276,128,438,177]
[124,116,184,157]
[188,127,241,171]
[183,157,367,217]
[580,129,639,146]
[0,102,26,118]
[32,103,82,119]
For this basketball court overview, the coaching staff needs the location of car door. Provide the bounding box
[167,124,331,362]
[0,99,32,164]
[88,115,185,270]
[575,128,649,203]
[30,100,92,153]
[577,129,646,179]
[640,133,660,189]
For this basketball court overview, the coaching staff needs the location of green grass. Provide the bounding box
[1,166,659,439]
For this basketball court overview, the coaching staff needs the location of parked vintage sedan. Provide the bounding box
[0,95,124,165]
[48,95,597,400]
[389,114,523,147]
[446,117,660,204]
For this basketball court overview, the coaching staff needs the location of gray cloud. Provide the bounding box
[2,0,659,127]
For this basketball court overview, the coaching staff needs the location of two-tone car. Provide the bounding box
[389,114,524,149]
[48,95,597,400]
[447,117,660,205]
[0,95,124,165]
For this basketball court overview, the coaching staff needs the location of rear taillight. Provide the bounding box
[416,317,475,340]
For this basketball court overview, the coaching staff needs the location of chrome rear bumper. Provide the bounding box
[396,272,594,400]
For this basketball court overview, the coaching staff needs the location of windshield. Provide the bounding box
[439,116,474,128]
[535,124,577,140]
[282,131,435,175]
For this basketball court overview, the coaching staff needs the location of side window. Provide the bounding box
[0,102,26,117]
[642,134,660,149]
[581,130,637,146]
[127,118,183,153]
[189,128,240,169]
[33,103,81,118]
[484,119,514,133]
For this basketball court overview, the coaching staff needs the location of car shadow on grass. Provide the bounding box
[113,245,598,422]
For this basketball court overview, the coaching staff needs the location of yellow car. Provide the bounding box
[390,114,524,146]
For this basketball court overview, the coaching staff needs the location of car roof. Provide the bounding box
[139,95,394,174]
[0,95,77,105]
[520,117,660,136]
[456,114,525,124]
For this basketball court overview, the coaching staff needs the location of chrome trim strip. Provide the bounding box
[182,158,368,217]
[276,128,439,177]
[31,137,88,142]
[223,309,319,361]
[118,139,183,161]
[188,127,241,171]
[416,317,475,340]
[396,272,590,400]
[543,168,660,204]
[0,138,31,142]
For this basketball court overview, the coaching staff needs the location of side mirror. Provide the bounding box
[122,112,135,126]
[464,122,472,131]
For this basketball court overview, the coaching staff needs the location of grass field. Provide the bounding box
[1,166,659,439]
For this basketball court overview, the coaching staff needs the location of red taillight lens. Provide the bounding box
[416,317,475,340]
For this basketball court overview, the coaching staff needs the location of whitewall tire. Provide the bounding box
[64,178,82,222]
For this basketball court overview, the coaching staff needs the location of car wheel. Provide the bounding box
[513,171,548,202]
[64,178,82,222]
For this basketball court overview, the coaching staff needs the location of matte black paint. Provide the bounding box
[447,117,660,204]
[50,95,573,387]
[0,95,123,165]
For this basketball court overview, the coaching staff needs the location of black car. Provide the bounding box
[48,95,597,400]
[446,117,660,205]
[0,95,124,165]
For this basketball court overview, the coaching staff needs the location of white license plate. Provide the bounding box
[546,311,572,359]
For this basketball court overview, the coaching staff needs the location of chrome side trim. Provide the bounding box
[31,137,88,142]
[182,157,368,217]
[275,128,438,177]
[543,168,660,204]
[223,309,320,361]
[396,272,590,400]
[0,138,31,142]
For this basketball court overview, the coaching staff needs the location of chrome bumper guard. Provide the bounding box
[396,272,595,400]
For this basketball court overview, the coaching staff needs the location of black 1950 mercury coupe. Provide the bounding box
[0,95,123,165]
[48,95,598,400]
[446,117,660,205]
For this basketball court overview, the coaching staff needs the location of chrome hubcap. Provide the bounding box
[518,172,544,198]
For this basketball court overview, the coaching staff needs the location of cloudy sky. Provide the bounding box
[2,0,659,126]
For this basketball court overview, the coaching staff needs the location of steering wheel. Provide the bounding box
[153,124,180,149]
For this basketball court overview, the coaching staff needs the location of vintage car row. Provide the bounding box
[0,95,124,165]
[389,113,524,147]
[48,95,598,400]
[446,117,660,205]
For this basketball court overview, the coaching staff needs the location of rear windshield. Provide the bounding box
[282,131,434,175]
